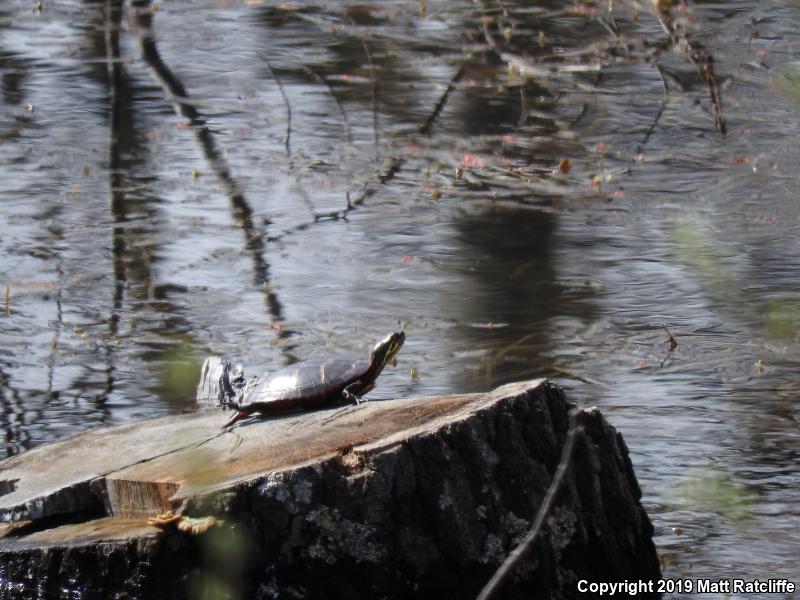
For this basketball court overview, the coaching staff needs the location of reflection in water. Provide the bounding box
[0,0,799,590]
[0,54,25,109]
[0,368,25,456]
[448,207,600,392]
[102,0,127,415]
[451,208,559,390]
[129,0,285,334]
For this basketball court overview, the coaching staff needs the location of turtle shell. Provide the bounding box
[238,358,371,415]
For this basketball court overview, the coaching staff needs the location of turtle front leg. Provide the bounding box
[342,383,361,405]
[343,381,374,405]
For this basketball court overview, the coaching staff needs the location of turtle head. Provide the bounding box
[370,331,405,372]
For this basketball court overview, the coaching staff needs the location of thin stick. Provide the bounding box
[653,6,726,136]
[302,66,352,146]
[263,58,293,155]
[662,324,678,351]
[476,409,584,600]
[262,57,320,219]
[659,324,678,368]
[640,63,669,148]
[549,366,610,388]
[363,36,380,153]
[262,59,469,235]
[417,61,466,136]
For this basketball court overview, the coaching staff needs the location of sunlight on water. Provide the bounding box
[0,0,798,594]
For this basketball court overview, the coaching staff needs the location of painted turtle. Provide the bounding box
[223,331,405,428]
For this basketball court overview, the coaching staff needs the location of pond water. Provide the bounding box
[1,0,799,595]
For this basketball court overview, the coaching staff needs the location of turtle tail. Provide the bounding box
[223,409,249,430]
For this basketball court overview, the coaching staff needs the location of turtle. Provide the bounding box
[223,331,405,428]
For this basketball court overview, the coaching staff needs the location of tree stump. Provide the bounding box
[0,380,661,599]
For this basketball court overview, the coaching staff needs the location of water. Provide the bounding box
[1,0,799,594]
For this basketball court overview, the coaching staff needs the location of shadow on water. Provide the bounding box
[450,207,598,392]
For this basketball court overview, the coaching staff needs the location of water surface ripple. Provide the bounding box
[0,0,798,593]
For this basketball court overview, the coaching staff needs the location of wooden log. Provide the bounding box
[0,380,661,599]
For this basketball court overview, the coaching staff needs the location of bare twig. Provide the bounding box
[640,62,670,148]
[480,18,600,94]
[549,366,610,388]
[289,9,462,52]
[417,62,466,136]
[263,58,293,155]
[301,66,352,146]
[653,6,726,135]
[345,12,380,156]
[659,324,678,368]
[262,58,319,220]
[263,59,470,238]
[662,324,678,351]
[298,65,356,215]
[476,409,585,600]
